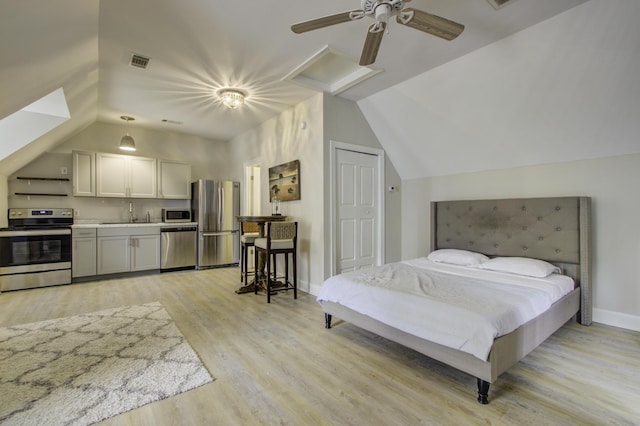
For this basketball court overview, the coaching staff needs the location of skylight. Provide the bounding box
[0,87,70,160]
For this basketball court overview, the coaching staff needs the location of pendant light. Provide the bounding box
[119,116,136,151]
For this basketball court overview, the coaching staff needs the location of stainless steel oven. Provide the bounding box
[0,208,73,292]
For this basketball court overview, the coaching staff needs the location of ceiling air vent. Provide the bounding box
[486,0,518,9]
[129,53,151,69]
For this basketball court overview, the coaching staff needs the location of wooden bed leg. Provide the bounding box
[477,378,490,404]
[325,313,332,329]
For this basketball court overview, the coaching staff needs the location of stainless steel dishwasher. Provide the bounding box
[160,225,197,271]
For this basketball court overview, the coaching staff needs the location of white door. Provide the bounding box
[244,163,261,215]
[336,148,380,273]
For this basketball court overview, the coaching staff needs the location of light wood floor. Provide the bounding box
[1,268,638,425]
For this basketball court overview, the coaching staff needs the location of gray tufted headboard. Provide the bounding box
[431,197,592,325]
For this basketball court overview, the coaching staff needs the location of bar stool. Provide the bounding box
[254,221,298,303]
[240,221,260,284]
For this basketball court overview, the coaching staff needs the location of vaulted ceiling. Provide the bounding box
[7,0,633,180]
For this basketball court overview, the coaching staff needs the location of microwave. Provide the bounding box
[162,209,192,223]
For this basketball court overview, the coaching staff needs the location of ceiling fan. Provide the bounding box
[291,0,465,66]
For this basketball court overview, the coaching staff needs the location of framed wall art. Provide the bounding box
[269,160,300,202]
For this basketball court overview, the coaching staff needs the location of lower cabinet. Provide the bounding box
[131,234,161,271]
[72,228,97,278]
[97,227,160,275]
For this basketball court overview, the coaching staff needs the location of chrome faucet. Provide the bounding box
[128,201,136,222]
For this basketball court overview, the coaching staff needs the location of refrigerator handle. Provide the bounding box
[218,185,223,228]
[201,231,237,237]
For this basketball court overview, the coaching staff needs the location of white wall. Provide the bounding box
[8,121,229,222]
[227,94,324,294]
[401,153,640,331]
[226,92,402,294]
[359,0,640,331]
[0,176,7,228]
[359,0,640,180]
[322,94,403,278]
[53,122,229,181]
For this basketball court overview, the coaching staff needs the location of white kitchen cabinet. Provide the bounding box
[97,226,160,274]
[72,228,97,277]
[131,234,161,271]
[72,151,96,196]
[158,160,191,199]
[96,153,157,198]
[97,235,131,274]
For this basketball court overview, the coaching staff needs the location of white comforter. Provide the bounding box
[317,258,575,361]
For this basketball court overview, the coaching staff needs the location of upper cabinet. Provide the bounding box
[158,160,191,199]
[96,153,157,198]
[72,152,191,199]
[72,151,96,196]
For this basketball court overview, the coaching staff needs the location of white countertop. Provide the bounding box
[72,222,198,228]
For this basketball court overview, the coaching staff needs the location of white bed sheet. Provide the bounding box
[317,258,574,361]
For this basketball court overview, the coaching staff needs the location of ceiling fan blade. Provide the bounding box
[291,10,363,34]
[397,8,464,41]
[359,22,386,66]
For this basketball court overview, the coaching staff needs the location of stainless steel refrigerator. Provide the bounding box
[191,179,240,269]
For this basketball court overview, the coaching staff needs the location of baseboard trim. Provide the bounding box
[309,282,322,297]
[592,308,640,332]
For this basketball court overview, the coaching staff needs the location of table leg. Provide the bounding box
[235,223,267,294]
[235,251,267,294]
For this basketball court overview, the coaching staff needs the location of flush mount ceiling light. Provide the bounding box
[119,116,136,151]
[217,89,246,109]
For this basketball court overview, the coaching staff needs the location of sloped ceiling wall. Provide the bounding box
[358,0,640,180]
[0,0,99,175]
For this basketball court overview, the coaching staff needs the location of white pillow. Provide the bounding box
[427,249,490,266]
[478,256,561,278]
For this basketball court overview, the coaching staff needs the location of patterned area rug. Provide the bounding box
[0,302,214,425]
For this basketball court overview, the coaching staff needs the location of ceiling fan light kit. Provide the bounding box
[291,0,464,66]
[119,115,136,151]
[218,89,246,109]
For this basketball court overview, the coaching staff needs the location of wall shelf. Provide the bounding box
[14,192,68,197]
[13,177,70,197]
[17,176,70,182]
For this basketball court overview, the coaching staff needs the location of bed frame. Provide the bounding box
[323,196,592,403]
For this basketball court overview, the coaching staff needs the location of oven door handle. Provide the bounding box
[0,229,71,237]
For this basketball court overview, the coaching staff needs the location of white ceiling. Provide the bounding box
[362,0,640,179]
[1,0,588,148]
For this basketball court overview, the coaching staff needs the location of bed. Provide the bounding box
[318,197,592,403]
